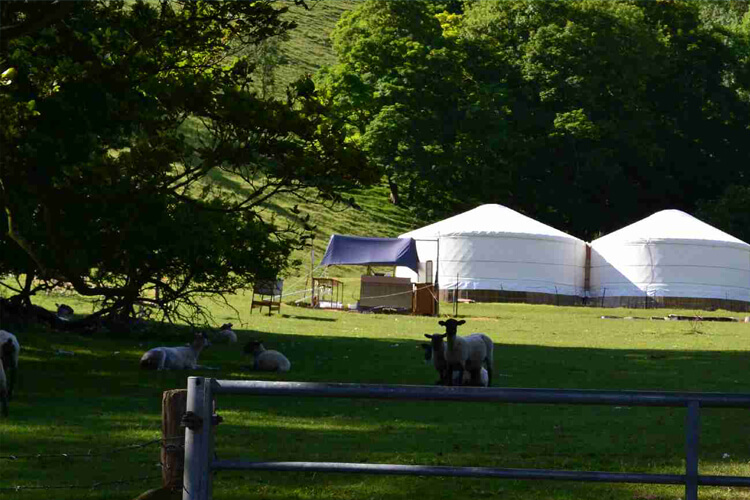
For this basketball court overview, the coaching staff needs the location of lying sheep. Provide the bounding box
[0,357,7,417]
[439,319,494,387]
[140,332,209,370]
[243,340,290,372]
[56,303,74,320]
[0,330,20,417]
[420,340,488,387]
[212,323,237,344]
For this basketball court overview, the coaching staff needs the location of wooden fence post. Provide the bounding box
[162,389,188,492]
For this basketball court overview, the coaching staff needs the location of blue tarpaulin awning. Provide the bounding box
[319,235,420,273]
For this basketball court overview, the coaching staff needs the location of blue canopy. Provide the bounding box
[319,235,420,273]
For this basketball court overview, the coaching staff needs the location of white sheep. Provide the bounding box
[0,330,20,411]
[422,333,450,385]
[140,332,209,370]
[243,340,290,372]
[212,323,237,344]
[439,319,494,387]
[450,364,488,387]
[421,337,488,386]
[0,357,7,417]
[56,303,74,320]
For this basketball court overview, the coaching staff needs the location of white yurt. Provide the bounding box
[589,209,750,310]
[395,204,587,304]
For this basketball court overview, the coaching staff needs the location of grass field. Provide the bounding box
[4,294,750,500]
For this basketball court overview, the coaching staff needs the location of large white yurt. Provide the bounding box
[589,209,750,310]
[395,204,587,304]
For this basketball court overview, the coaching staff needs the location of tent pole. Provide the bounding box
[435,238,440,317]
[454,273,459,317]
[305,238,315,302]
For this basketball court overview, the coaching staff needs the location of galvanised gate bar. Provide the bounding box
[182,377,750,500]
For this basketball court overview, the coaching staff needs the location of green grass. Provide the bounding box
[7,4,750,497]
[202,167,425,283]
[4,297,750,499]
[272,0,358,92]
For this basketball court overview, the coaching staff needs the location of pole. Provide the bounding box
[183,377,214,500]
[685,401,700,500]
[454,273,459,317]
[162,389,188,491]
[435,238,440,316]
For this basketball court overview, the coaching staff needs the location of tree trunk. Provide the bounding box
[387,176,400,205]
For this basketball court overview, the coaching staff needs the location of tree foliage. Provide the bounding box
[320,0,750,239]
[0,0,376,327]
[317,0,508,217]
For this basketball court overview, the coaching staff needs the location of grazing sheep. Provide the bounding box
[420,340,488,387]
[243,340,290,372]
[140,332,209,370]
[439,319,494,387]
[212,323,237,344]
[0,330,20,404]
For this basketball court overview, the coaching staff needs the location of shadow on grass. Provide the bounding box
[280,314,338,322]
[8,331,750,499]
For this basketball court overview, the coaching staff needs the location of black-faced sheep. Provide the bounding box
[56,303,74,320]
[439,319,494,387]
[243,340,291,372]
[422,333,450,385]
[212,323,237,344]
[0,330,20,416]
[420,339,488,387]
[140,332,209,370]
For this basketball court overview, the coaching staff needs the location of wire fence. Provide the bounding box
[0,436,179,493]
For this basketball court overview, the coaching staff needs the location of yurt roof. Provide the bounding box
[591,209,750,249]
[399,204,583,243]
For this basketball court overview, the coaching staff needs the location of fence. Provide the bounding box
[182,377,750,500]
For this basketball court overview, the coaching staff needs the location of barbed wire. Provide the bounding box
[0,435,183,461]
[0,440,184,493]
[0,473,165,492]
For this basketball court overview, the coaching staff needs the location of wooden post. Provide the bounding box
[162,389,188,491]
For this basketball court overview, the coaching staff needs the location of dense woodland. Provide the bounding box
[1,0,749,328]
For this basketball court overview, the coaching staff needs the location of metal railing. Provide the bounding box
[182,378,750,500]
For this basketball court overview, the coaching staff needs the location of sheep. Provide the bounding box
[0,330,20,403]
[0,357,7,417]
[422,333,450,385]
[56,303,74,320]
[243,340,291,372]
[140,332,209,370]
[420,339,488,387]
[439,319,494,387]
[212,323,237,344]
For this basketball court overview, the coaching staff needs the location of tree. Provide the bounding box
[320,0,750,239]
[317,0,508,218]
[0,1,376,327]
[697,185,750,244]
[459,0,750,239]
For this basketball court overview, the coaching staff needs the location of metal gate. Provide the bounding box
[182,377,750,500]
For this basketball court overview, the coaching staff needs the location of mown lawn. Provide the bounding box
[3,296,750,499]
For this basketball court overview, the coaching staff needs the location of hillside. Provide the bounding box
[276,1,358,88]
[213,169,426,284]
[239,1,425,281]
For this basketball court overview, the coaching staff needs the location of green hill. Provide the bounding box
[274,0,359,91]
[239,1,425,281]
